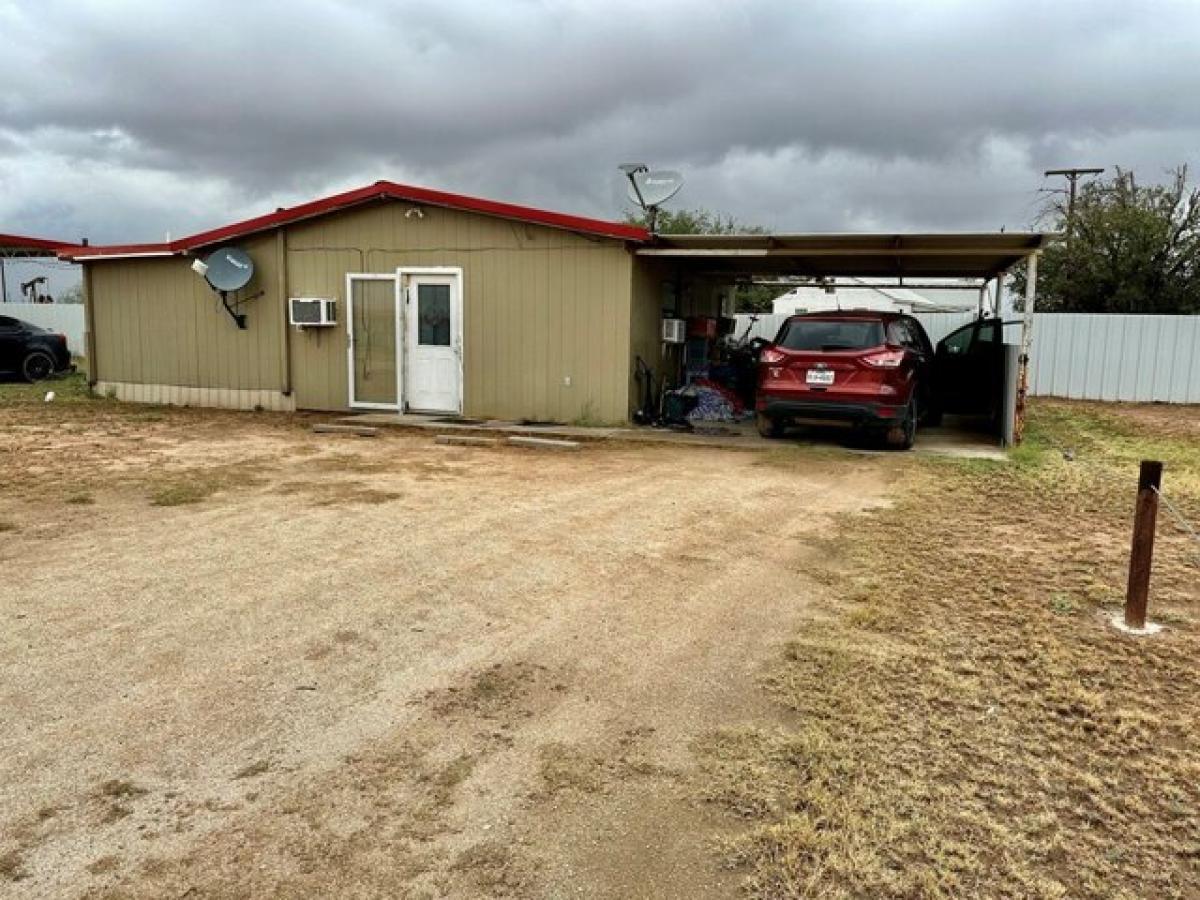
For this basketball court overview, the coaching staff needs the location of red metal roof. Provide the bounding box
[61,181,649,260]
[1,233,84,254]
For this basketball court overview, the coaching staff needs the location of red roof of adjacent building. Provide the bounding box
[0,233,85,254]
[60,181,649,261]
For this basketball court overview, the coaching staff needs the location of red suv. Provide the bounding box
[755,311,935,449]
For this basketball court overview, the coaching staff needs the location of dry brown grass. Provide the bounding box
[0,848,27,882]
[701,400,1200,899]
[272,479,403,506]
[148,463,267,507]
[233,760,271,780]
[97,779,148,800]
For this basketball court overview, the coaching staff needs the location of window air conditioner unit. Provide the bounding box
[289,297,337,327]
[661,318,686,343]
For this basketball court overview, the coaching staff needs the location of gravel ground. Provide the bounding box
[0,400,891,898]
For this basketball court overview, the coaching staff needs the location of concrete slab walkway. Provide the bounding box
[338,412,1008,460]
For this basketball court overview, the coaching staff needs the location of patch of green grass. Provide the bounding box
[0,372,95,405]
[1049,592,1079,615]
[1006,435,1050,469]
[1025,401,1200,481]
[150,481,218,507]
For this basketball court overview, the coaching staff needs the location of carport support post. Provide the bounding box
[1124,461,1163,630]
[1013,252,1038,444]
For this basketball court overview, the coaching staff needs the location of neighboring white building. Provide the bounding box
[772,278,983,315]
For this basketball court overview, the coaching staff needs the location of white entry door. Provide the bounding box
[403,270,463,414]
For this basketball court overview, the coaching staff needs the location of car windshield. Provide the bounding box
[777,319,885,352]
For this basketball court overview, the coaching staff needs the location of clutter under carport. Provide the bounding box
[634,313,767,432]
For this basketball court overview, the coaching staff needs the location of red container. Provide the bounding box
[687,316,718,338]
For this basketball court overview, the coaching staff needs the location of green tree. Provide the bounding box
[624,207,787,313]
[625,207,766,236]
[1019,166,1200,313]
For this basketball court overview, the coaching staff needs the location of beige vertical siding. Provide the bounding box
[88,233,283,397]
[628,260,731,409]
[629,257,674,406]
[284,201,635,422]
[85,200,637,422]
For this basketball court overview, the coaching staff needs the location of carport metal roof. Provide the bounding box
[636,232,1052,279]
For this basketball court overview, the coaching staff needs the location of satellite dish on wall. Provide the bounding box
[203,247,255,292]
[626,170,684,208]
[194,246,258,329]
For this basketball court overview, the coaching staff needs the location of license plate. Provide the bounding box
[806,369,835,386]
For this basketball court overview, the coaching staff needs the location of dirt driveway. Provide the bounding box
[1,402,891,898]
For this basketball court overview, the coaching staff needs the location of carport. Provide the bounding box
[633,231,1053,445]
[1,233,83,303]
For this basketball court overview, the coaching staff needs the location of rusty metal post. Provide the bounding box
[1014,252,1038,444]
[1124,460,1163,630]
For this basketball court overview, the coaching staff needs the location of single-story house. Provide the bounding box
[60,181,1049,424]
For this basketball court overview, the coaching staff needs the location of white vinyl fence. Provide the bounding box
[2,303,86,355]
[734,312,1200,404]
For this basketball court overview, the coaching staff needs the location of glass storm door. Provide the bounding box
[404,273,462,413]
[348,276,399,408]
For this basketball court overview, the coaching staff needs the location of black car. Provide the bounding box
[0,315,74,382]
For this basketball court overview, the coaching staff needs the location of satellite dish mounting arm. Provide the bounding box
[619,163,657,232]
[194,247,261,329]
[217,288,263,330]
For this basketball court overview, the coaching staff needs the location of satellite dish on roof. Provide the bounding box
[618,163,684,232]
[202,247,255,292]
[626,170,684,208]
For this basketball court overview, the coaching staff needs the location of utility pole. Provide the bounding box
[1043,167,1105,234]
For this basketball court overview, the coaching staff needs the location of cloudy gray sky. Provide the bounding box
[3,0,1200,251]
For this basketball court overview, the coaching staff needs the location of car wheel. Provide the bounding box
[886,398,917,451]
[756,412,784,439]
[21,350,55,383]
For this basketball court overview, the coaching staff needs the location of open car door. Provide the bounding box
[933,318,1006,418]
